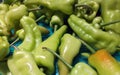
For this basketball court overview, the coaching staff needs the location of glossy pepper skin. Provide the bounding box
[88,49,120,75]
[0,36,9,61]
[68,15,119,54]
[32,25,67,75]
[16,25,49,40]
[5,4,28,31]
[101,0,120,34]
[75,0,99,22]
[18,16,36,52]
[7,50,45,75]
[69,62,97,75]
[58,33,81,75]
[23,0,75,15]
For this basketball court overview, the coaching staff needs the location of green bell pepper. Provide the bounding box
[0,36,9,61]
[69,62,97,75]
[68,14,120,54]
[88,49,120,75]
[101,0,120,35]
[32,25,67,75]
[58,33,81,75]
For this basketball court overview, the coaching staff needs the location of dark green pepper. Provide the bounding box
[68,14,120,54]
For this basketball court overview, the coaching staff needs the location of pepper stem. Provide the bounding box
[10,37,19,46]
[35,15,46,22]
[100,20,120,27]
[54,25,58,32]
[79,38,96,54]
[42,47,73,69]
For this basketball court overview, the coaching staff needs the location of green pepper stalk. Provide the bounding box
[7,45,46,75]
[32,25,67,75]
[57,33,81,75]
[101,0,120,35]
[75,0,99,22]
[43,47,98,75]
[5,4,28,31]
[23,0,75,15]
[68,14,120,54]
[0,36,9,61]
[88,49,120,75]
[18,16,36,51]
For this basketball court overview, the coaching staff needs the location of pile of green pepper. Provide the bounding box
[1,0,120,75]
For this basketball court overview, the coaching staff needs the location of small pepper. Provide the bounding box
[101,0,120,35]
[68,14,120,54]
[23,0,75,15]
[50,12,66,32]
[88,49,120,75]
[7,47,46,75]
[0,36,9,61]
[57,33,81,75]
[32,25,67,75]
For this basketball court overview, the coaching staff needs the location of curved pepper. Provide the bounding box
[69,62,98,75]
[68,15,120,54]
[7,49,45,75]
[75,0,99,22]
[101,0,120,34]
[88,49,120,75]
[16,25,49,40]
[0,36,9,61]
[23,0,75,15]
[32,25,67,75]
[57,33,81,75]
[5,4,28,31]
[18,16,36,51]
